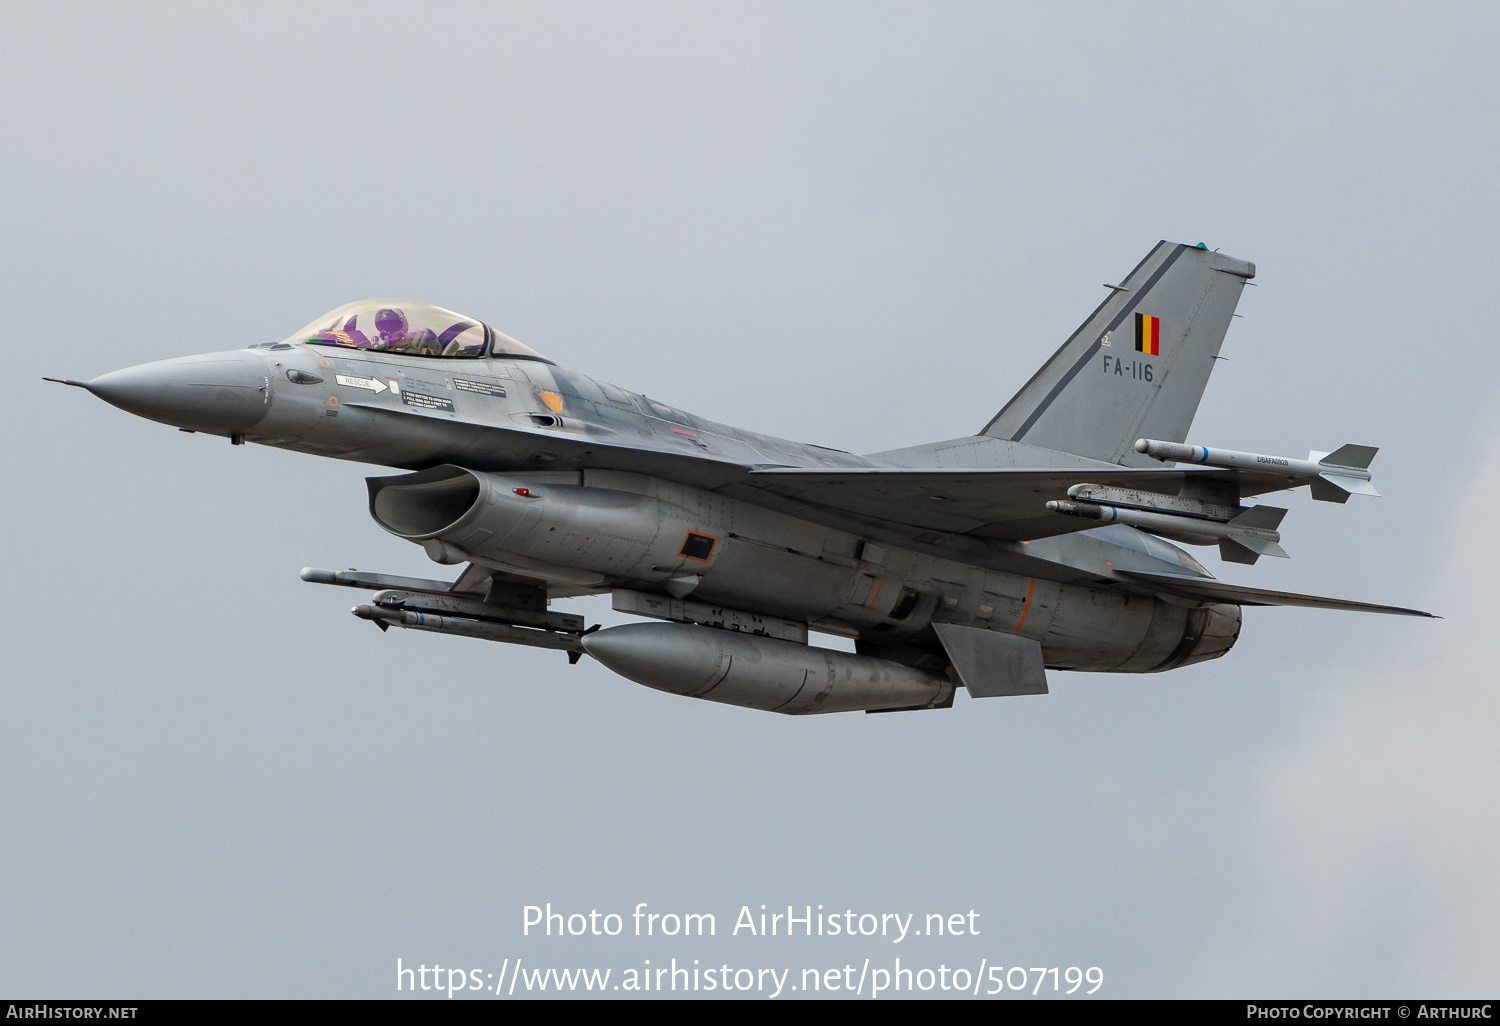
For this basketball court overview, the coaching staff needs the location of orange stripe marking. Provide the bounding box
[1013,577,1036,634]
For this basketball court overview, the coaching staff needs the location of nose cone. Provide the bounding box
[86,351,271,434]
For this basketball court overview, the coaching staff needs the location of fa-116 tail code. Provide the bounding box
[982,241,1255,468]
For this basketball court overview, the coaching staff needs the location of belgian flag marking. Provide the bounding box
[1135,313,1161,356]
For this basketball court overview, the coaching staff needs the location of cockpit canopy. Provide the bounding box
[285,299,550,362]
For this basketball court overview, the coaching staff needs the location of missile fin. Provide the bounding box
[1228,504,1287,530]
[1219,538,1264,564]
[1324,472,1379,496]
[1321,443,1379,470]
[1226,533,1289,558]
[1309,476,1354,503]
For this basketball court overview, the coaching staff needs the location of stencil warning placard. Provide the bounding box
[401,390,456,412]
[454,377,507,397]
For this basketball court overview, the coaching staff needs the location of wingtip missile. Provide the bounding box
[1135,437,1379,503]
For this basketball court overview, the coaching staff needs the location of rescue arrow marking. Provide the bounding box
[335,374,387,394]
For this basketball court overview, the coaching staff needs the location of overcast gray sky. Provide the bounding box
[3,1,1497,999]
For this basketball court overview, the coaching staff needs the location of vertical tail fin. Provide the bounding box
[982,241,1254,467]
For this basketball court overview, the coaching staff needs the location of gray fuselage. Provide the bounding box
[101,341,1238,675]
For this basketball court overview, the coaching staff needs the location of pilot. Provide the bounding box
[376,306,451,355]
[373,307,409,344]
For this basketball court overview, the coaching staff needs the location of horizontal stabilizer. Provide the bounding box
[932,623,1048,697]
[1115,569,1437,617]
[1321,444,1379,470]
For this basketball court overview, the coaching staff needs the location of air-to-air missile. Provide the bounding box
[1046,481,1290,565]
[1133,438,1380,503]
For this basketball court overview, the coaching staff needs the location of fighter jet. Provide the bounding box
[48,241,1433,715]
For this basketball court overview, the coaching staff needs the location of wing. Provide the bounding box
[743,466,1265,542]
[1115,569,1437,617]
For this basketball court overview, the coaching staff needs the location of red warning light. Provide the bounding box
[514,488,531,496]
